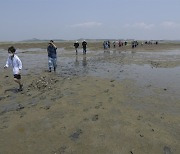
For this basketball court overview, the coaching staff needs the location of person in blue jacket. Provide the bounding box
[47,40,57,72]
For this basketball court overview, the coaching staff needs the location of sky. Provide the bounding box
[0,0,180,41]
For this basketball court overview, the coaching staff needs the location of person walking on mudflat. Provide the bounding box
[82,40,87,54]
[74,41,79,55]
[4,46,23,91]
[47,40,57,72]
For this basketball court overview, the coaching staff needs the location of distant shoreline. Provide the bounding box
[1,39,180,44]
[1,41,180,52]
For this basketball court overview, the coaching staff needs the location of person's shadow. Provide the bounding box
[82,55,87,67]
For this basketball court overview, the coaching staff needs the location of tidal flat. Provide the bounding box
[0,41,180,154]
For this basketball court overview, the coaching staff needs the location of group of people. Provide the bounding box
[131,41,139,48]
[104,40,128,49]
[3,40,89,91]
[144,41,158,45]
[103,40,111,49]
[3,39,159,91]
[3,40,58,91]
[103,40,159,49]
[132,40,159,48]
[74,40,87,55]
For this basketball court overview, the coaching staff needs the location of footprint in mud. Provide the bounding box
[16,104,25,111]
[0,125,8,129]
[95,102,103,109]
[151,129,155,132]
[52,146,67,154]
[83,118,89,121]
[136,130,144,138]
[0,116,9,129]
[0,96,6,101]
[92,114,99,121]
[104,89,109,93]
[160,116,165,119]
[51,94,64,101]
[163,146,172,154]
[19,111,26,118]
[130,150,134,154]
[108,97,113,102]
[146,84,152,88]
[44,105,51,110]
[111,84,115,87]
[83,108,89,112]
[70,129,83,141]
[160,113,165,119]
[40,95,46,100]
[137,115,143,120]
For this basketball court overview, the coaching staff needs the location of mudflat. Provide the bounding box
[0,41,180,154]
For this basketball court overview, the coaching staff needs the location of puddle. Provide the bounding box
[133,50,180,62]
[140,50,180,56]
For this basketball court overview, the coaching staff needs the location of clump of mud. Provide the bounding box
[28,76,59,90]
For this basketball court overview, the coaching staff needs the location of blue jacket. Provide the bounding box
[47,45,57,58]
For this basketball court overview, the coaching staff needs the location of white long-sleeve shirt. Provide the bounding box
[5,55,22,75]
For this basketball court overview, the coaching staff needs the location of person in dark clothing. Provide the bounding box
[132,41,135,48]
[47,40,57,72]
[113,41,116,48]
[82,40,87,54]
[125,41,127,46]
[74,41,79,54]
[103,41,106,49]
[107,40,110,48]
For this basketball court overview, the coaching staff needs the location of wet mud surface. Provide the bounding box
[0,44,180,154]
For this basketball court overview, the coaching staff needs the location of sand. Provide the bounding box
[0,42,180,154]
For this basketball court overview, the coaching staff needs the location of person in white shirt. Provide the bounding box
[4,46,23,91]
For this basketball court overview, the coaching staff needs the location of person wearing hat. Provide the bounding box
[47,40,57,72]
[82,40,87,54]
[74,41,79,55]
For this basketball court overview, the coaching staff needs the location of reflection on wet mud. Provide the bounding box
[104,49,111,55]
[82,55,87,67]
[74,55,79,67]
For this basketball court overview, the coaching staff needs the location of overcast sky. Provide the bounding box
[0,0,180,41]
